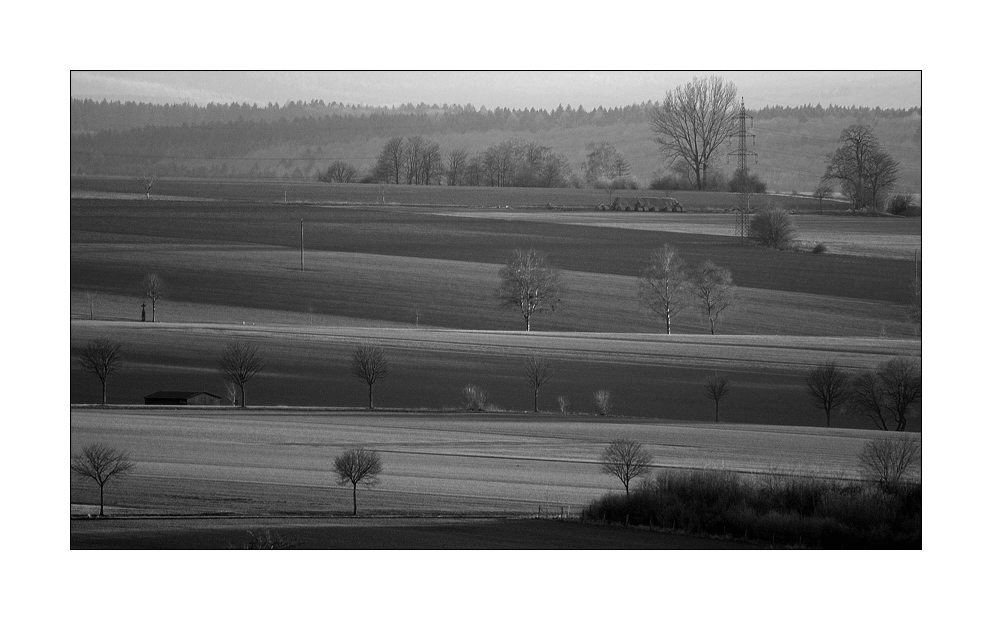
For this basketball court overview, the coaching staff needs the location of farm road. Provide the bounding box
[70,516,761,549]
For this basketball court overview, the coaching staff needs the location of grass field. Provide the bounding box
[69,321,921,429]
[71,408,913,519]
[70,177,922,430]
[69,177,923,548]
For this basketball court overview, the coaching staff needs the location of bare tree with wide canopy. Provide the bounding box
[599,438,653,499]
[650,76,739,190]
[218,341,266,408]
[333,447,383,515]
[804,361,851,427]
[496,249,564,331]
[822,124,900,212]
[71,443,136,517]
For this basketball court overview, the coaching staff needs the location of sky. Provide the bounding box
[70,70,922,111]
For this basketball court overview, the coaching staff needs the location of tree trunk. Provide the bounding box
[665,312,671,335]
[240,385,246,409]
[709,317,716,335]
[368,384,374,410]
[101,381,107,406]
[152,298,156,322]
[352,483,358,515]
[533,388,539,413]
[826,408,831,428]
[524,314,531,332]
[715,400,719,422]
[99,484,105,517]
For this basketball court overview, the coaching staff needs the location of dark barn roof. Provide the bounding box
[144,391,221,400]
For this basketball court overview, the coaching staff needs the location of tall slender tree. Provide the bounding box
[638,245,689,334]
[79,338,125,406]
[350,345,390,410]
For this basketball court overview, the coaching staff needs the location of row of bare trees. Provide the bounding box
[805,358,921,430]
[78,338,391,410]
[496,246,737,335]
[372,136,575,188]
[71,442,384,517]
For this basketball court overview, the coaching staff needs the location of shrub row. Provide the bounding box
[584,469,921,549]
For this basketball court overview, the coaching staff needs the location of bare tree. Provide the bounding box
[447,148,468,186]
[84,291,97,320]
[649,76,739,190]
[141,175,155,199]
[70,443,136,517]
[822,124,900,212]
[599,438,653,499]
[523,355,554,412]
[593,389,613,416]
[142,273,165,322]
[79,338,124,405]
[638,245,689,334]
[804,361,850,427]
[690,261,737,334]
[849,358,921,431]
[351,345,390,410]
[858,436,920,492]
[496,249,564,331]
[812,182,833,213]
[703,375,731,422]
[374,137,406,184]
[218,341,266,408]
[333,447,383,515]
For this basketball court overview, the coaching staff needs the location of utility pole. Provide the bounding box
[730,98,757,244]
[300,219,305,272]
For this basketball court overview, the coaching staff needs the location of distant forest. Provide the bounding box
[70,99,922,194]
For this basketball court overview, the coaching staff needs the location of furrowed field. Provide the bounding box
[70,177,922,546]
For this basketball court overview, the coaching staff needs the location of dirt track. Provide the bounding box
[69,516,762,549]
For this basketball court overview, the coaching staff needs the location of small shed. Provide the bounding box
[144,391,222,406]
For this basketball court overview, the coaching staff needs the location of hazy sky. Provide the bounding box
[70,70,922,110]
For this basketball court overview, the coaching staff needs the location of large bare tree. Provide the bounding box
[142,273,165,322]
[71,443,136,517]
[523,355,554,412]
[79,338,124,405]
[638,245,689,334]
[822,124,900,212]
[351,345,390,410]
[374,137,406,184]
[703,375,731,422]
[804,361,851,427]
[849,358,921,431]
[218,341,266,408]
[447,148,468,186]
[333,447,383,515]
[599,438,653,499]
[690,261,737,334]
[650,76,739,190]
[496,249,564,331]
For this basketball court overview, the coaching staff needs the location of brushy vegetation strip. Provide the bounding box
[584,469,921,549]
